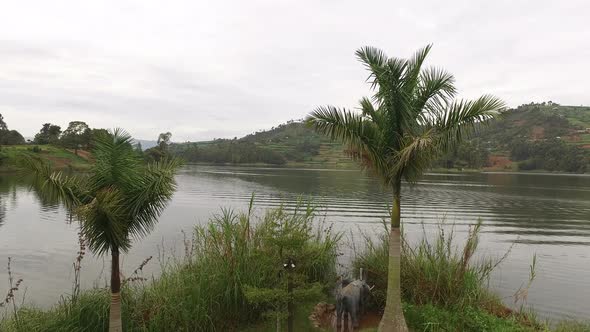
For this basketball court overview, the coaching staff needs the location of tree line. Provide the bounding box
[0,114,106,155]
[510,138,588,172]
[171,139,288,165]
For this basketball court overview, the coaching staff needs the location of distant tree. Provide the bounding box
[145,132,173,162]
[0,114,25,145]
[157,132,172,152]
[34,123,62,145]
[0,114,7,131]
[61,121,91,154]
[0,130,25,145]
[89,128,111,150]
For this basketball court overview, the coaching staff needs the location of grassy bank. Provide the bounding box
[0,145,90,171]
[1,204,588,331]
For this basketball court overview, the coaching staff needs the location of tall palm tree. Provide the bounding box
[24,129,180,332]
[307,45,505,331]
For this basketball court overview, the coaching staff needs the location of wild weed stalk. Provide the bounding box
[1,257,23,327]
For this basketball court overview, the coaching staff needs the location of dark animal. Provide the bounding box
[335,279,372,331]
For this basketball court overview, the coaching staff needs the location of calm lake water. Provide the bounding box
[0,165,589,320]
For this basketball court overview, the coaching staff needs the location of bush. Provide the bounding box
[353,220,506,310]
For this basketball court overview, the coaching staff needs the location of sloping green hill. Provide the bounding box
[0,145,90,171]
[170,121,353,167]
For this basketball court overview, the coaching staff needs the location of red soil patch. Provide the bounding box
[309,302,380,331]
[485,155,512,170]
[570,134,580,142]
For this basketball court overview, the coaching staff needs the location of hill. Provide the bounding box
[171,103,590,172]
[0,145,91,171]
[436,102,590,172]
[170,121,354,168]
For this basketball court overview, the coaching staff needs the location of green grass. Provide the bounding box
[353,220,505,310]
[0,144,90,171]
[404,303,532,332]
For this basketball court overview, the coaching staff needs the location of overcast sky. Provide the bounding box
[1,0,589,141]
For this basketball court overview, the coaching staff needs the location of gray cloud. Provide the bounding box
[1,0,588,141]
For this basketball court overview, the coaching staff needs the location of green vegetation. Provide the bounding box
[307,44,504,331]
[33,123,62,145]
[169,121,330,166]
[0,114,25,145]
[143,132,173,162]
[0,145,90,171]
[22,129,180,331]
[510,138,587,172]
[437,102,590,172]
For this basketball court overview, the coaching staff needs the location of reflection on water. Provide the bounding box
[0,166,589,320]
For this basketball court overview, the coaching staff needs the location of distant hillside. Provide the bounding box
[0,145,90,171]
[171,102,589,172]
[170,121,353,167]
[437,102,590,172]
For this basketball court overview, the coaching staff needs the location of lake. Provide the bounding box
[0,165,589,321]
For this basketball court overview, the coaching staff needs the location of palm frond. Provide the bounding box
[78,187,129,255]
[355,46,389,91]
[403,44,432,96]
[125,158,181,241]
[307,105,388,175]
[392,130,438,183]
[89,128,141,193]
[433,94,505,151]
[415,67,456,122]
[19,156,87,209]
[358,97,378,122]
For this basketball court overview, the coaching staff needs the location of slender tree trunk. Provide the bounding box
[378,179,408,332]
[109,247,123,332]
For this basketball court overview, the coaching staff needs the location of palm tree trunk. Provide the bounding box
[109,247,123,332]
[378,179,408,332]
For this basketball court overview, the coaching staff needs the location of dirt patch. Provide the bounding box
[581,144,590,149]
[309,302,380,331]
[567,134,581,142]
[484,155,512,170]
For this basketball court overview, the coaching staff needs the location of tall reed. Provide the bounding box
[353,219,509,310]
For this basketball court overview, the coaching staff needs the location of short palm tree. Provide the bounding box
[307,45,505,331]
[24,129,180,332]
